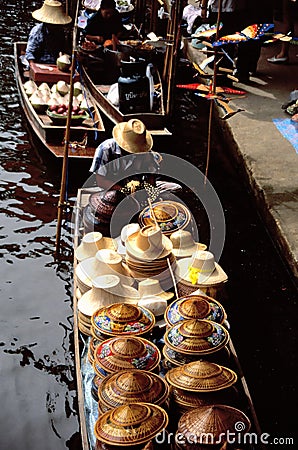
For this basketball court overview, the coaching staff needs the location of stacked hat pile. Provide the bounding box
[76,247,135,294]
[83,189,139,236]
[163,318,230,369]
[125,225,176,288]
[138,201,192,236]
[175,250,228,299]
[97,369,169,414]
[137,278,174,326]
[94,403,169,450]
[77,274,140,336]
[165,360,238,417]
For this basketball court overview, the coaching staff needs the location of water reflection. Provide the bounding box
[0,2,80,449]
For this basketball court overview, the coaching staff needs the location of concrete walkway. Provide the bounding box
[184,40,298,283]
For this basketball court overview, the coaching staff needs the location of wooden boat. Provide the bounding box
[79,48,172,136]
[72,187,267,450]
[14,42,105,159]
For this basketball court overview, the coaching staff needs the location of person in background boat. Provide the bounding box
[25,0,72,66]
[84,0,124,47]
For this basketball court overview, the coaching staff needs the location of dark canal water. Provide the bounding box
[0,2,297,450]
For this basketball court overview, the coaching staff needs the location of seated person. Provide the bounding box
[25,0,72,66]
[84,0,124,46]
[90,119,158,194]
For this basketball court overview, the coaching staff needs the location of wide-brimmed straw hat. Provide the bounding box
[94,403,168,446]
[165,360,237,392]
[112,119,153,153]
[138,278,174,301]
[115,223,141,255]
[77,248,134,288]
[78,275,139,317]
[32,0,72,25]
[126,225,173,261]
[176,250,228,286]
[170,230,207,258]
[75,232,117,262]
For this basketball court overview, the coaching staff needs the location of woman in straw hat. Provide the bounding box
[25,0,72,66]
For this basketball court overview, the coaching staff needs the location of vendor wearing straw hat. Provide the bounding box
[90,118,159,193]
[25,0,72,66]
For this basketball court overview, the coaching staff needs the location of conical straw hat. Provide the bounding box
[32,0,72,25]
[94,403,168,446]
[98,369,169,410]
[164,319,229,355]
[170,230,207,258]
[176,251,228,286]
[92,303,155,337]
[177,405,251,444]
[171,387,239,410]
[138,278,174,301]
[94,336,161,373]
[75,232,117,262]
[165,360,237,392]
[165,294,227,326]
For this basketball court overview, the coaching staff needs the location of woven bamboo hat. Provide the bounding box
[113,119,153,153]
[164,319,229,355]
[126,225,173,261]
[94,402,168,446]
[138,278,174,301]
[32,0,72,25]
[177,405,251,445]
[139,201,192,236]
[165,360,237,392]
[170,230,207,258]
[165,294,227,326]
[138,296,168,318]
[176,250,228,286]
[116,223,141,255]
[98,369,169,411]
[94,336,161,373]
[75,232,117,262]
[171,387,239,411]
[91,303,155,337]
[78,275,139,317]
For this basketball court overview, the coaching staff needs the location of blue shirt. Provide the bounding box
[90,138,160,183]
[25,23,66,64]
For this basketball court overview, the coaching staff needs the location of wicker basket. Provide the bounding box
[177,280,227,301]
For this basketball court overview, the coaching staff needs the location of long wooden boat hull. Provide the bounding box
[14,42,106,159]
[73,187,266,450]
[81,64,172,136]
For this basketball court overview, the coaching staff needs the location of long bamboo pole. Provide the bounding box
[55,0,80,256]
[204,0,223,185]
